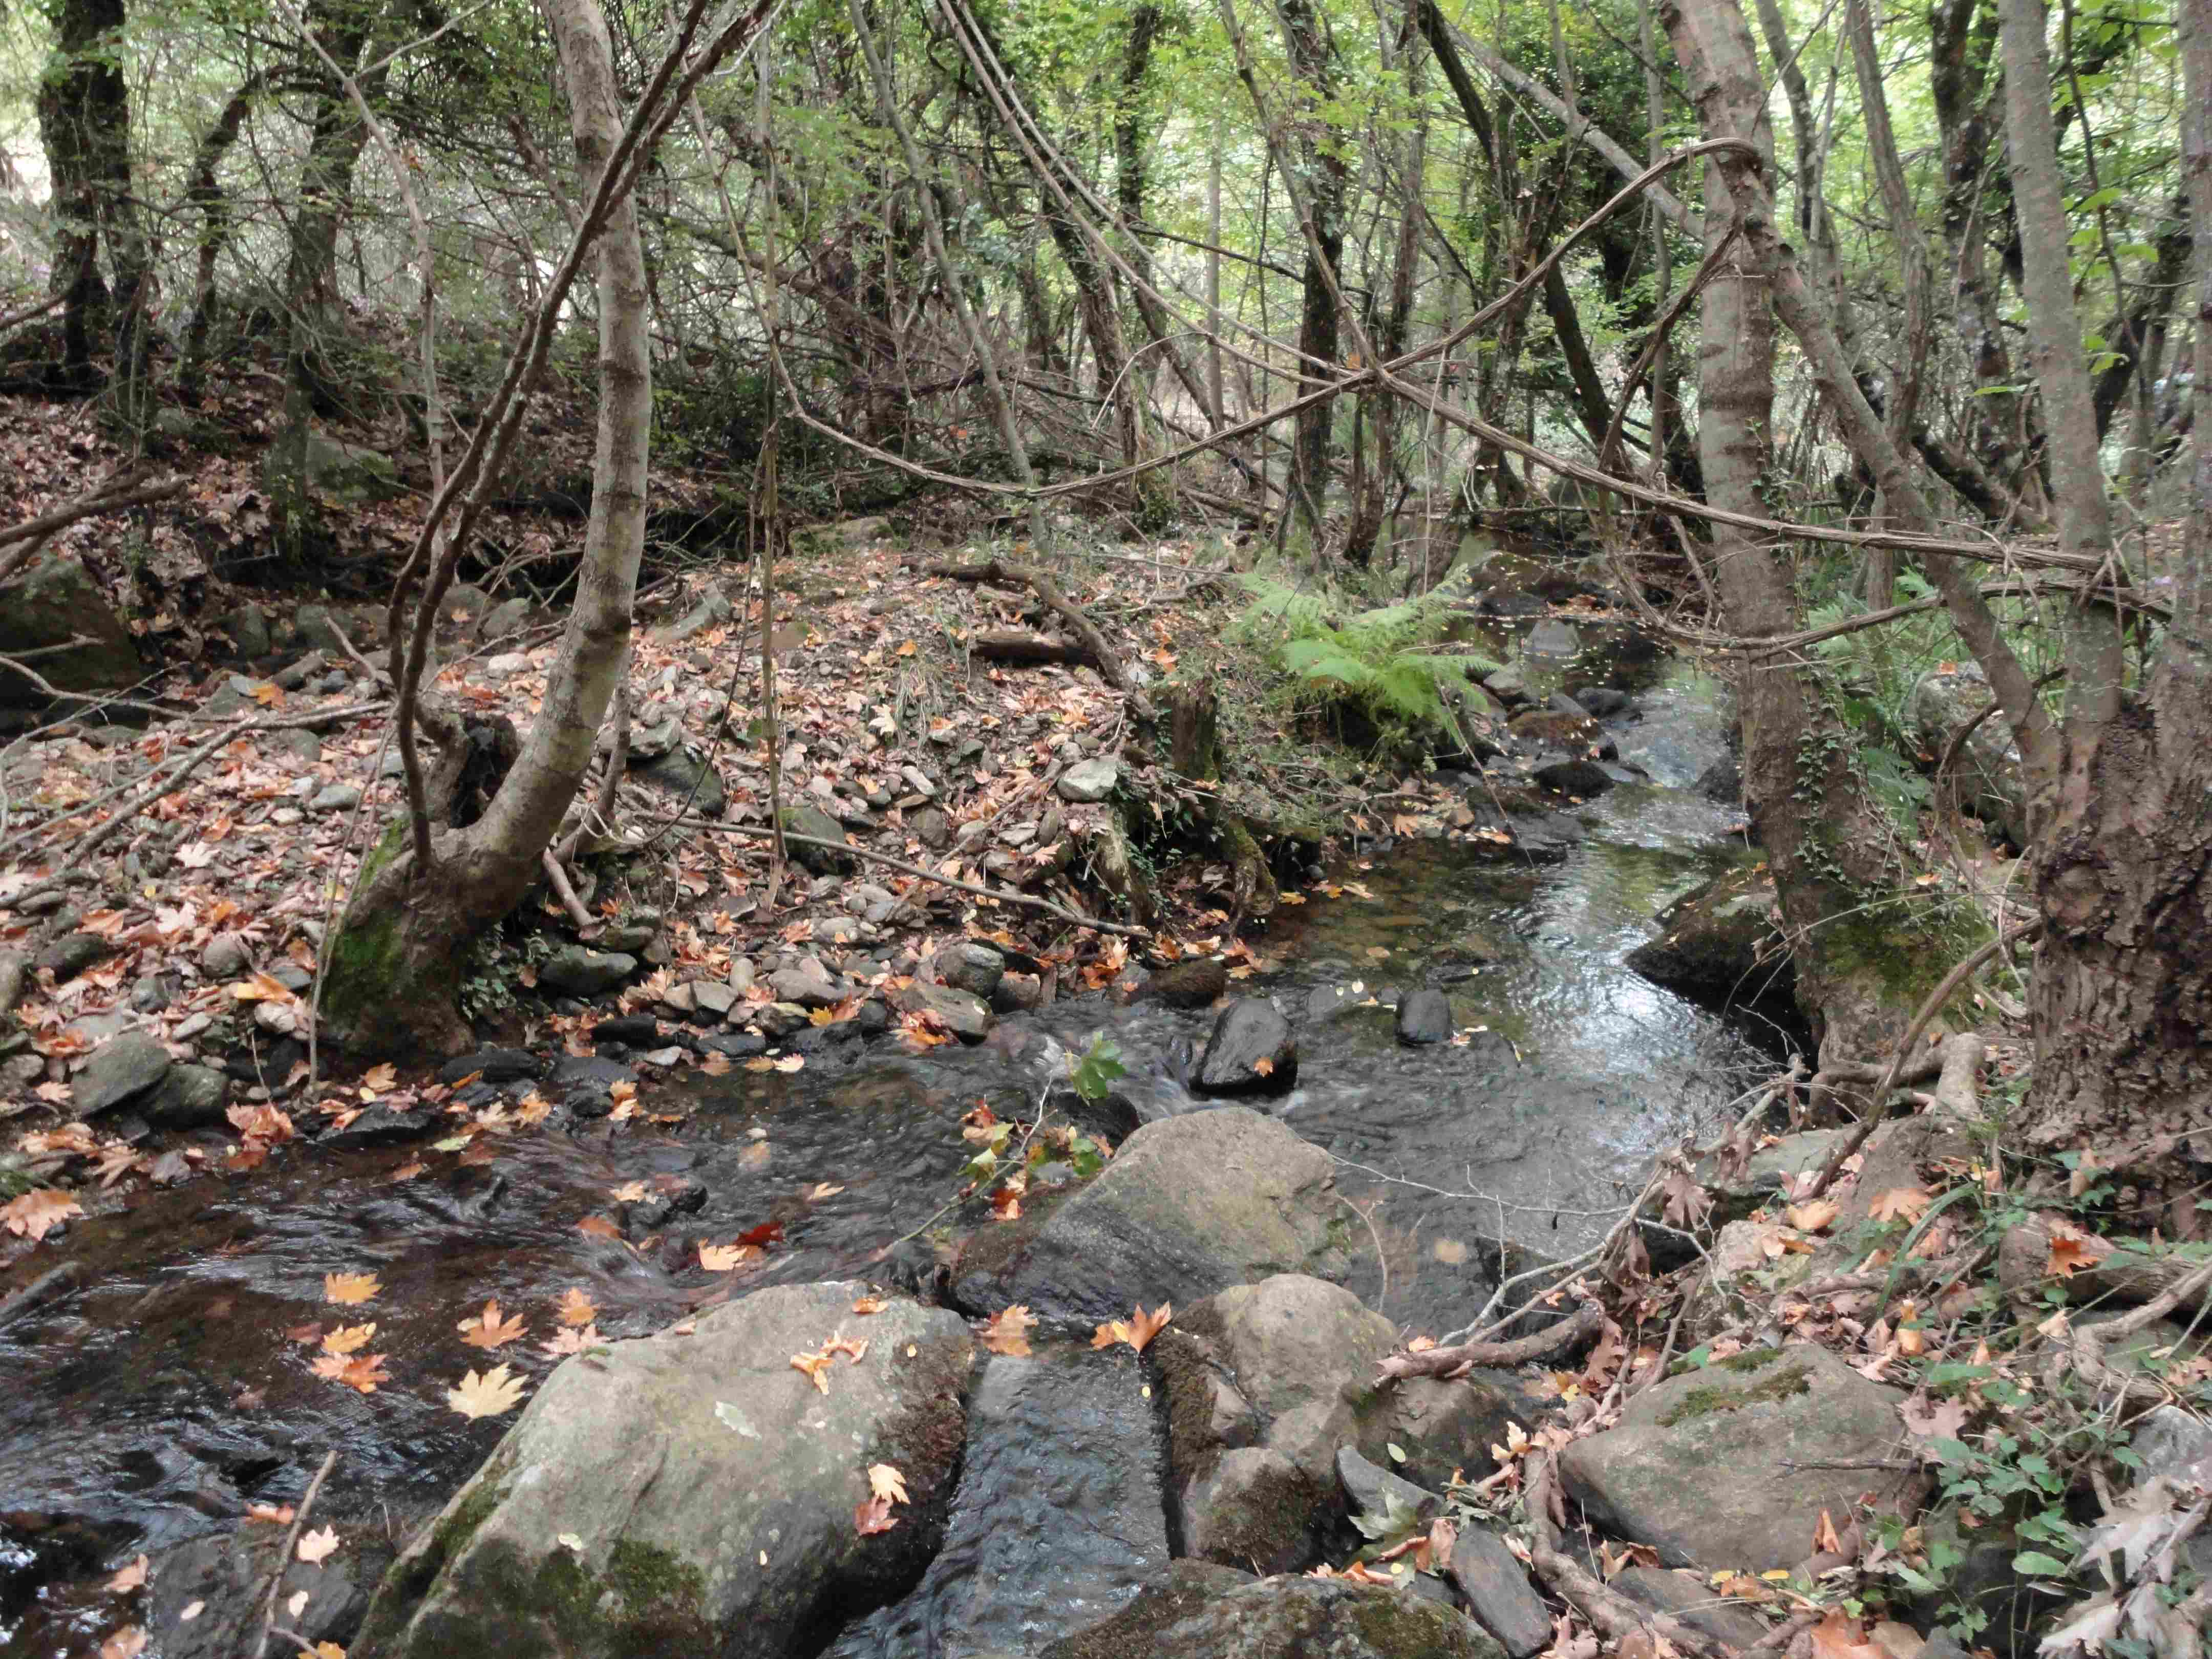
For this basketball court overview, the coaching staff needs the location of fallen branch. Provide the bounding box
[1376,1300,1606,1382]
[925,559,1135,694]
[1997,1217,2212,1316]
[970,629,1095,669]
[674,817,1151,938]
[254,1450,337,1659]
[0,476,187,589]
[1524,1451,1737,1659]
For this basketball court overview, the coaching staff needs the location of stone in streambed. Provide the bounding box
[1394,988,1454,1045]
[1056,758,1120,803]
[144,1064,230,1128]
[1559,1342,1922,1570]
[540,945,637,996]
[1193,999,1295,1095]
[1624,864,1793,1007]
[934,942,1005,998]
[1041,1562,1504,1659]
[73,1030,172,1116]
[1133,958,1227,1010]
[353,1283,974,1659]
[892,981,994,1043]
[778,801,854,874]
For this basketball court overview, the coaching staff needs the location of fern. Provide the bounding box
[1237,568,1500,746]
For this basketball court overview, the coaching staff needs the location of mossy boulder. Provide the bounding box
[1041,1561,1506,1659]
[0,557,142,701]
[946,1111,1373,1327]
[1559,1343,1922,1570]
[778,801,855,874]
[1625,863,1794,1008]
[262,432,403,506]
[353,1282,974,1659]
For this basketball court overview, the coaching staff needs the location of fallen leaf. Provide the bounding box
[853,1296,888,1315]
[2045,1218,2110,1279]
[309,1351,390,1393]
[1805,1611,1888,1659]
[1092,1302,1172,1355]
[296,1526,341,1565]
[457,1300,526,1349]
[981,1305,1036,1356]
[99,1628,147,1659]
[320,1322,376,1356]
[576,1216,623,1241]
[854,1495,899,1535]
[1250,1056,1274,1077]
[245,1504,297,1524]
[699,1241,763,1273]
[556,1287,599,1327]
[447,1364,528,1419]
[791,1349,834,1393]
[1867,1186,1933,1224]
[323,1272,381,1305]
[1785,1199,1841,1234]
[541,1323,602,1356]
[106,1555,149,1593]
[868,1464,908,1505]
[1,1188,83,1242]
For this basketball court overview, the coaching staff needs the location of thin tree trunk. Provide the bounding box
[35,0,133,389]
[1279,0,1348,538]
[181,74,264,398]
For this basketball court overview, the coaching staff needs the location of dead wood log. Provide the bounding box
[971,629,1093,669]
[1998,1216,2212,1316]
[925,558,1135,694]
[1376,1301,1606,1382]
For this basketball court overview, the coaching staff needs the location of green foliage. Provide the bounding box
[1234,569,1499,750]
[1068,1031,1126,1104]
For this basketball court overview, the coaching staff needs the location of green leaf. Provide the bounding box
[1387,1442,1407,1463]
[2011,1550,2074,1578]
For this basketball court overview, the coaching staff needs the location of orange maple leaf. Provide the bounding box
[1091,1302,1172,1355]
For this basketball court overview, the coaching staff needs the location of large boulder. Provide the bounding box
[1156,1275,1527,1573]
[353,1283,975,1659]
[1193,999,1297,1095]
[0,557,141,700]
[948,1112,1367,1326]
[1041,1561,1506,1659]
[1560,1343,1922,1571]
[828,1346,1168,1655]
[1909,662,2028,847]
[262,431,403,506]
[1624,863,1794,1008]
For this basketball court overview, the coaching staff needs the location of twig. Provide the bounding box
[253,1450,337,1659]
[1800,916,2043,1202]
[1375,1299,1604,1382]
[673,817,1151,938]
[542,847,597,931]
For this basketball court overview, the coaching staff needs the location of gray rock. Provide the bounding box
[2130,1405,2212,1488]
[769,961,843,1009]
[937,942,1005,998]
[131,972,172,1013]
[828,1347,1170,1656]
[1335,1445,1441,1522]
[269,728,322,765]
[150,1521,387,1659]
[1040,1562,1505,1659]
[1560,1343,1923,1570]
[74,1031,173,1116]
[728,957,756,996]
[1524,619,1581,660]
[1444,1526,1556,1658]
[479,597,532,642]
[261,432,402,506]
[779,801,855,874]
[354,1283,975,1659]
[601,923,659,955]
[1482,667,1527,705]
[145,1063,230,1128]
[992,972,1043,1014]
[1625,864,1794,1007]
[1507,710,1617,758]
[1194,999,1296,1095]
[0,557,141,700]
[790,516,889,557]
[1569,687,1634,718]
[1395,988,1454,1045]
[437,1049,542,1084]
[913,808,952,850]
[896,981,994,1043]
[1530,756,1615,797]
[442,584,491,621]
[754,1002,811,1038]
[633,749,727,819]
[663,586,733,643]
[1696,753,1742,805]
[221,605,273,660]
[1057,758,1121,803]
[320,1101,439,1148]
[540,946,638,996]
[37,930,114,982]
[949,1115,1373,1329]
[690,981,738,1019]
[1138,959,1228,1010]
[627,714,683,761]
[309,782,363,814]
[272,649,327,689]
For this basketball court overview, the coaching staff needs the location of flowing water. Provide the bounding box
[0,643,1783,1656]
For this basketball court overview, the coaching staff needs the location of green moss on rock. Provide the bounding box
[1656,1359,1813,1428]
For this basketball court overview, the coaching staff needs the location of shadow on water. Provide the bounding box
[0,655,1791,1653]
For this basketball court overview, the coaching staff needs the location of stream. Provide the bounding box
[0,638,1785,1657]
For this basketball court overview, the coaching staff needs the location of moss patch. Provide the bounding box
[1656,1359,1813,1428]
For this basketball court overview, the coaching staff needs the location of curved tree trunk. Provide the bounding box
[323,0,652,1054]
[35,0,135,389]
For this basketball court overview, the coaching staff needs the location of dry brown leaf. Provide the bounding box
[556,1287,599,1327]
[852,1296,888,1315]
[541,1323,602,1356]
[295,1526,341,1565]
[2045,1218,2110,1279]
[320,1322,376,1356]
[1785,1199,1841,1235]
[854,1495,899,1536]
[99,1627,147,1659]
[981,1305,1036,1357]
[458,1300,526,1349]
[1866,1186,1933,1224]
[2,1188,83,1242]
[791,1349,834,1393]
[323,1271,381,1305]
[699,1241,763,1273]
[868,1463,909,1505]
[1091,1302,1172,1355]
[106,1555,149,1593]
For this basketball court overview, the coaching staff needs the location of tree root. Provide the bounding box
[1375,1301,1607,1382]
[1524,1451,1739,1659]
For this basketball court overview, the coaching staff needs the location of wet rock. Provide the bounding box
[949,1115,1371,1329]
[991,972,1043,1014]
[149,1521,387,1659]
[893,982,994,1043]
[0,557,142,700]
[1524,618,1581,659]
[769,960,844,1009]
[1394,988,1454,1046]
[690,981,738,1019]
[592,1014,662,1048]
[754,1002,811,1038]
[144,1064,230,1128]
[1194,999,1296,1095]
[1136,959,1227,1010]
[829,1347,1169,1656]
[1560,1343,1922,1570]
[1057,758,1121,803]
[779,801,855,874]
[1482,667,1528,705]
[36,931,114,982]
[1507,710,1616,758]
[547,1054,636,1112]
[702,1031,769,1059]
[354,1283,974,1659]
[1695,752,1742,805]
[1609,1566,1774,1650]
[540,946,637,996]
[1041,1561,1505,1659]
[1530,756,1615,797]
[1624,864,1793,1007]
[321,1101,439,1148]
[1568,687,1634,718]
[1909,662,2027,847]
[131,972,172,1013]
[935,942,1005,998]
[73,1031,172,1116]
[438,1048,543,1084]
[1692,1129,1848,1225]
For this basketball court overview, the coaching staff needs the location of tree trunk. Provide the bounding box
[35,0,134,389]
[324,0,651,1054]
[282,0,382,412]
[1280,0,1347,538]
[182,74,263,398]
[2007,0,2212,1229]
